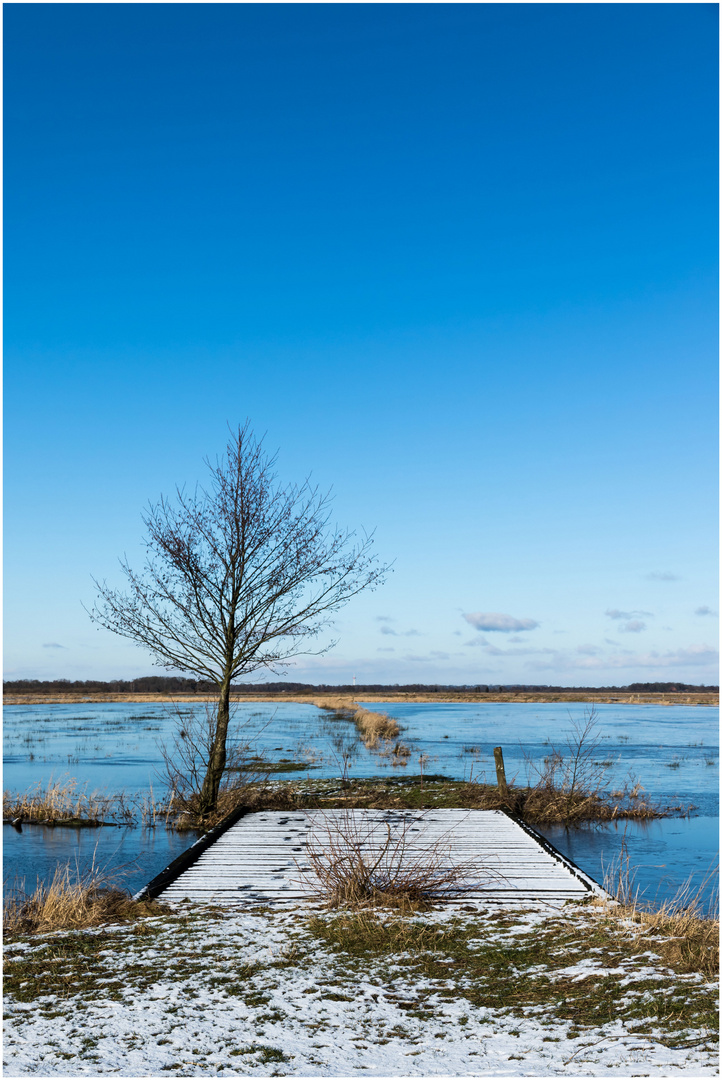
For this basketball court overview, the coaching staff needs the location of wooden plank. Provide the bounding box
[149,809,604,908]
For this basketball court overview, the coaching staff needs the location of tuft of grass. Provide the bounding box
[633,904,719,978]
[602,844,719,979]
[3,861,169,936]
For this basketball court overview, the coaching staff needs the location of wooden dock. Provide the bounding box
[143,809,605,908]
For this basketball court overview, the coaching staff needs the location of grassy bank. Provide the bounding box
[4,773,681,834]
[182,774,682,824]
[4,897,717,1075]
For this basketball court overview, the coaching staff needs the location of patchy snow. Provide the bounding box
[3,901,718,1076]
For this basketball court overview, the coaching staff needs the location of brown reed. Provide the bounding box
[2,776,146,826]
[315,696,401,749]
[3,860,167,936]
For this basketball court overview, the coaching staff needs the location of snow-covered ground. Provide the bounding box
[3,900,718,1076]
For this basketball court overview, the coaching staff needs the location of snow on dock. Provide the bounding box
[146,808,605,908]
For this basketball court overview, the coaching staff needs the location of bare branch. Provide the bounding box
[88,423,390,816]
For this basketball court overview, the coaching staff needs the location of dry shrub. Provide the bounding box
[3,862,168,936]
[462,709,669,824]
[299,808,490,909]
[521,709,623,824]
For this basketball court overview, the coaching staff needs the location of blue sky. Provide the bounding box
[5,4,718,686]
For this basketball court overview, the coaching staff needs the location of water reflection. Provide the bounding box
[537,816,719,909]
[3,822,199,898]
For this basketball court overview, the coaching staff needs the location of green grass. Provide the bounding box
[306,909,719,1043]
[4,901,717,1072]
[231,775,674,821]
[3,917,261,1005]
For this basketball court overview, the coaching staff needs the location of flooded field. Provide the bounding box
[3,699,718,903]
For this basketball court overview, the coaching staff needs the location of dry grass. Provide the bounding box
[315,696,401,749]
[601,842,719,978]
[466,778,666,824]
[298,808,489,909]
[3,861,168,936]
[352,707,400,748]
[6,691,718,706]
[633,902,719,978]
[2,775,166,827]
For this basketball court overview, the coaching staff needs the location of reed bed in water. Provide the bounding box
[468,778,669,824]
[3,776,169,827]
[465,709,681,824]
[315,696,401,749]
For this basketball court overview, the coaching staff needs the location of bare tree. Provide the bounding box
[89,424,388,817]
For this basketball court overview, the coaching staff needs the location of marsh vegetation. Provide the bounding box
[4,697,718,904]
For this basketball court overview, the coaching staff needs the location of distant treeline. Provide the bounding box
[4,677,718,694]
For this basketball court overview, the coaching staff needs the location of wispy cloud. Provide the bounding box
[646,571,680,582]
[526,643,718,672]
[601,645,717,670]
[605,608,653,620]
[377,647,395,652]
[375,615,395,623]
[474,642,558,658]
[402,650,460,663]
[695,606,717,617]
[42,642,67,649]
[605,609,651,633]
[381,625,420,637]
[463,612,539,633]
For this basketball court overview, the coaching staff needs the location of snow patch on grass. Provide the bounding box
[4,901,718,1076]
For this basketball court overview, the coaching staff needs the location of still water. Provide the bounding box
[3,699,718,904]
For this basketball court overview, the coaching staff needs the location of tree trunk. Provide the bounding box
[198,677,232,818]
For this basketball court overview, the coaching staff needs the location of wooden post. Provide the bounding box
[493,746,507,794]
